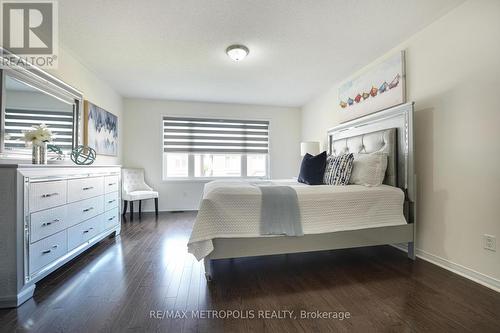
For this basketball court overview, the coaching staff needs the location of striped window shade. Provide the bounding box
[163,116,269,154]
[4,108,74,151]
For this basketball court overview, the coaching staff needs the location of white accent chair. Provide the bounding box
[122,168,158,219]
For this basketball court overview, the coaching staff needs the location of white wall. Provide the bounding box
[47,47,123,165]
[301,0,500,288]
[123,98,301,211]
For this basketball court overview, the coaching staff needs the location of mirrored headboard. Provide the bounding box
[0,48,84,159]
[327,102,415,203]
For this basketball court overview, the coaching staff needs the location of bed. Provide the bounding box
[189,102,416,280]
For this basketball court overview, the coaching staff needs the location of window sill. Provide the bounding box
[162,177,269,183]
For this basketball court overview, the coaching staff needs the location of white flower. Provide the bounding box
[23,124,54,146]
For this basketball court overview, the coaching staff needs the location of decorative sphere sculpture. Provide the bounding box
[47,144,64,160]
[47,144,63,155]
[70,145,96,165]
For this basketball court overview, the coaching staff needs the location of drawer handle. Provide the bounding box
[83,207,94,212]
[108,216,115,221]
[42,245,58,254]
[82,186,94,191]
[42,219,60,227]
[83,227,94,234]
[41,192,59,198]
[108,183,116,186]
[107,199,116,204]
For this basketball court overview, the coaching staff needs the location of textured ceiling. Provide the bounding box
[58,0,465,107]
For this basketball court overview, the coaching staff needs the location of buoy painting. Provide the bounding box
[338,51,405,122]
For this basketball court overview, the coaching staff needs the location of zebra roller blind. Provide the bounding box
[163,116,269,154]
[4,108,74,151]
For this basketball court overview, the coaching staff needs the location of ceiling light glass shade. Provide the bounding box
[226,44,249,61]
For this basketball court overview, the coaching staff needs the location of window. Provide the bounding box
[194,154,242,177]
[162,116,269,179]
[164,153,188,178]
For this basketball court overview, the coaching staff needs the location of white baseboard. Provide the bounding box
[392,244,500,293]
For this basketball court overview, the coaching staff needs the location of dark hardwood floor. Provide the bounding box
[1,212,499,333]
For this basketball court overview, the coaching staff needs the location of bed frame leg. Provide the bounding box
[204,258,213,282]
[407,242,416,260]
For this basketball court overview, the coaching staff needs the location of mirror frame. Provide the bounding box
[0,48,84,159]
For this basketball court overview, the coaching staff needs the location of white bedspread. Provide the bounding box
[188,179,406,260]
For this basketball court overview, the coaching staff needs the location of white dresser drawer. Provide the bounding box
[67,215,103,251]
[66,196,104,228]
[29,230,67,274]
[104,191,119,211]
[29,181,67,213]
[30,205,68,243]
[104,175,119,194]
[104,207,120,230]
[67,177,104,203]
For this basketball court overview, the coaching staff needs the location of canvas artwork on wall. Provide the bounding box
[338,51,406,122]
[84,101,118,156]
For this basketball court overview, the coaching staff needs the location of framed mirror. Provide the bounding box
[0,49,83,160]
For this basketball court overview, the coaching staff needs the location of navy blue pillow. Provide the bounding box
[298,151,327,185]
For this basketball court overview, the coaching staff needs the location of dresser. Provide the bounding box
[0,164,121,308]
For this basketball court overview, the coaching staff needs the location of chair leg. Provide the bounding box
[122,200,128,216]
[154,198,158,216]
[139,200,142,218]
[130,201,134,220]
[408,242,416,260]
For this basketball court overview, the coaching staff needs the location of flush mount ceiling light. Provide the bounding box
[226,44,249,62]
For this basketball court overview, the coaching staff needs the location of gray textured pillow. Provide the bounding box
[323,153,354,185]
[349,153,388,186]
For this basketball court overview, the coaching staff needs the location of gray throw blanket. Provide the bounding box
[258,185,303,236]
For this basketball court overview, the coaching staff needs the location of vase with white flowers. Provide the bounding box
[23,124,54,164]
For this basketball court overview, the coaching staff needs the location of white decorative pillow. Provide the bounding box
[349,153,388,186]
